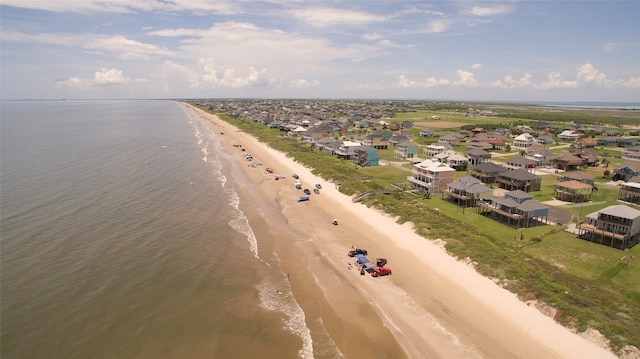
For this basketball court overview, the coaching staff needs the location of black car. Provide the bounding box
[303,188,311,195]
[347,248,368,257]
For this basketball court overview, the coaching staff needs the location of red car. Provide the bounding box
[371,267,392,277]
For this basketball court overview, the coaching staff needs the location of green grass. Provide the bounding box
[193,102,640,352]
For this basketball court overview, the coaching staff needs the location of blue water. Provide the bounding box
[0,100,319,358]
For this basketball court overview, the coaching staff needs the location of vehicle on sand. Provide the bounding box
[347,248,368,257]
[371,267,392,277]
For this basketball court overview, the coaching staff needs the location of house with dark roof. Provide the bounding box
[418,128,438,137]
[574,148,599,166]
[613,160,640,181]
[388,134,410,147]
[354,146,380,167]
[554,180,593,202]
[476,190,550,228]
[467,148,491,165]
[496,168,542,192]
[576,205,640,249]
[550,153,585,171]
[470,162,507,184]
[445,176,492,207]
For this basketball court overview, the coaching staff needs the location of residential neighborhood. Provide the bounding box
[196,99,640,248]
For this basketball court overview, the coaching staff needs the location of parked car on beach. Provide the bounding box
[371,267,392,277]
[303,188,311,195]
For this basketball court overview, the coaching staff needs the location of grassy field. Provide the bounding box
[197,102,640,352]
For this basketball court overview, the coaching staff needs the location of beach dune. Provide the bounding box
[184,103,616,359]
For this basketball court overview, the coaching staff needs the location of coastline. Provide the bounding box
[182,102,617,358]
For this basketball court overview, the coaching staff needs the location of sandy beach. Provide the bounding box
[183,103,617,359]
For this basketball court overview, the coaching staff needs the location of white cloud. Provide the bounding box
[84,35,174,60]
[424,19,451,33]
[621,77,640,89]
[290,79,320,89]
[150,21,374,73]
[462,5,513,17]
[362,33,382,41]
[395,75,449,88]
[491,72,534,88]
[471,63,483,70]
[576,63,608,85]
[56,68,146,89]
[1,0,243,15]
[189,58,275,89]
[284,7,388,28]
[3,31,173,61]
[453,70,479,87]
[538,72,578,89]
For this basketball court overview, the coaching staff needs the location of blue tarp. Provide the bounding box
[354,254,369,264]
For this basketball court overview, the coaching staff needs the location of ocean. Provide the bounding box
[0,100,325,358]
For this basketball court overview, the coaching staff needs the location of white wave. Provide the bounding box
[257,278,315,359]
[227,190,258,258]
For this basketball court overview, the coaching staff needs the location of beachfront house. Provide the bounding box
[335,141,361,160]
[576,205,640,249]
[354,146,380,167]
[445,176,492,207]
[407,158,455,194]
[476,190,550,228]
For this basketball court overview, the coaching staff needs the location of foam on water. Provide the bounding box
[257,278,315,359]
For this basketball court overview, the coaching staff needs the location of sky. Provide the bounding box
[1,1,639,102]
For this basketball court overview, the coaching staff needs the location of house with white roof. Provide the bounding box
[407,158,455,194]
[335,140,361,159]
[577,205,640,249]
[513,133,536,149]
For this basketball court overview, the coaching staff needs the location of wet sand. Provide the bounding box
[184,103,616,359]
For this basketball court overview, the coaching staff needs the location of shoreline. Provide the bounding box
[182,102,617,358]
